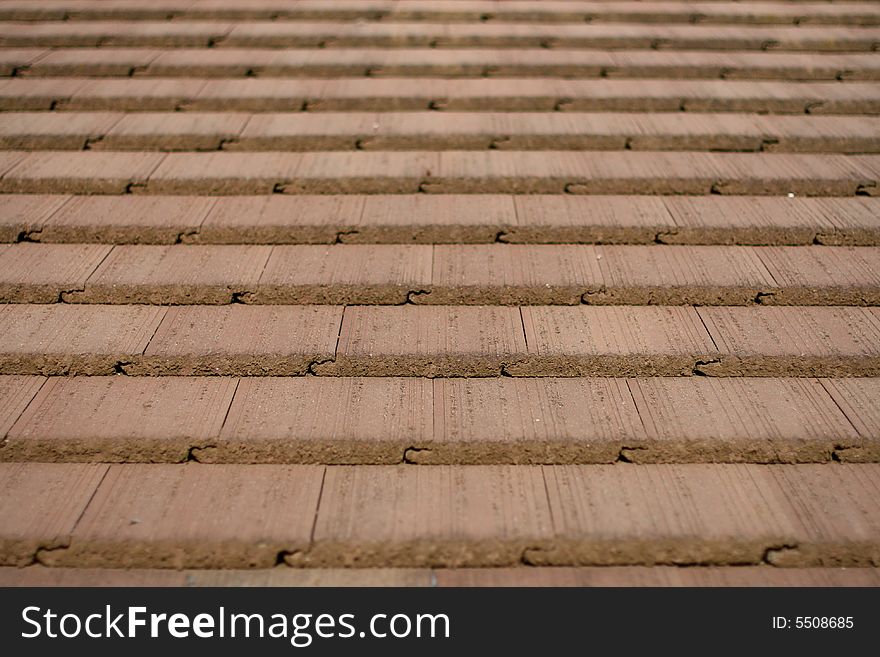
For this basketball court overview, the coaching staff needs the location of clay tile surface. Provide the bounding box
[2,0,880,585]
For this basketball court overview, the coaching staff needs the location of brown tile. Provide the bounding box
[516,306,717,376]
[0,151,165,194]
[760,465,880,566]
[284,151,439,194]
[369,49,607,79]
[6,78,878,115]
[39,195,215,244]
[233,112,380,151]
[211,22,317,48]
[588,244,777,305]
[307,465,554,567]
[659,197,880,247]
[221,21,436,49]
[0,48,48,76]
[1,1,875,27]
[602,51,869,81]
[720,79,878,114]
[693,4,875,27]
[199,195,364,244]
[0,375,44,439]
[80,1,244,20]
[668,24,879,52]
[6,462,880,569]
[645,113,880,153]
[356,194,515,243]
[244,2,397,21]
[145,48,279,77]
[0,111,121,150]
[849,153,880,184]
[409,2,858,25]
[69,245,271,304]
[0,304,166,375]
[434,567,880,587]
[52,464,323,568]
[428,244,603,305]
[5,377,237,462]
[425,151,613,194]
[11,196,852,247]
[511,195,673,244]
[324,78,543,112]
[819,379,880,462]
[256,48,385,77]
[627,377,861,463]
[706,152,878,196]
[727,53,880,83]
[0,243,111,302]
[755,246,880,305]
[144,151,302,194]
[627,112,767,151]
[214,22,880,52]
[3,1,199,21]
[0,20,232,48]
[431,378,642,464]
[187,78,320,111]
[697,306,880,376]
[301,463,880,567]
[813,198,880,245]
[556,79,831,114]
[275,49,489,79]
[138,305,341,376]
[216,377,432,463]
[253,245,432,304]
[23,48,160,77]
[608,51,790,81]
[0,463,108,566]
[429,151,878,195]
[0,4,83,20]
[662,196,837,245]
[190,111,880,154]
[0,194,69,242]
[95,112,250,151]
[0,151,27,177]
[539,464,880,566]
[319,306,527,377]
[757,114,880,154]
[218,111,782,152]
[461,78,871,114]
[0,78,88,110]
[64,78,209,111]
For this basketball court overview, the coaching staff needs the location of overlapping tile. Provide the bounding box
[253,244,432,304]
[319,305,527,377]
[216,377,433,464]
[4,377,237,462]
[5,78,880,114]
[0,242,111,302]
[2,0,879,584]
[65,244,271,304]
[5,111,878,153]
[52,464,323,569]
[135,305,342,376]
[0,462,108,566]
[8,48,880,82]
[0,304,166,375]
[516,306,717,376]
[697,306,880,376]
